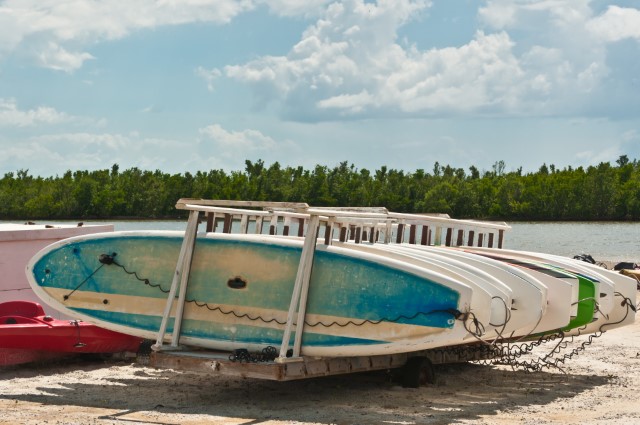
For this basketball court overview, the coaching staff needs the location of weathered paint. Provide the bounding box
[28,233,465,356]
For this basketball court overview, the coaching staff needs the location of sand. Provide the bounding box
[1,309,639,425]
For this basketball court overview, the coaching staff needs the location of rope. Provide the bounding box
[79,253,474,331]
[472,291,637,373]
[63,263,107,300]
[63,252,166,300]
[228,346,279,363]
[462,311,486,339]
[101,253,170,294]
[305,308,464,329]
[65,252,637,371]
[70,320,86,348]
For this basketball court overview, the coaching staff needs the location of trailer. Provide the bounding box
[147,199,510,387]
[149,344,500,388]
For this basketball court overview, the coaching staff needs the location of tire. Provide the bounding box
[401,356,435,388]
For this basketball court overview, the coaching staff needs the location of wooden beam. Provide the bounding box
[206,213,214,232]
[154,210,200,350]
[445,228,453,246]
[420,226,429,245]
[222,214,232,233]
[269,215,278,235]
[409,225,416,245]
[239,214,249,234]
[339,226,347,242]
[278,215,320,361]
[396,223,404,243]
[324,224,332,245]
[467,230,475,247]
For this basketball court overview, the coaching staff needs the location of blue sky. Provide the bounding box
[0,0,639,177]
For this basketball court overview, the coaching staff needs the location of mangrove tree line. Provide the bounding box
[1,155,639,221]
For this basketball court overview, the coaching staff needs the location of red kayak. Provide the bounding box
[0,300,143,366]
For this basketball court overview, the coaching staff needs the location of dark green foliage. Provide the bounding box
[1,155,639,220]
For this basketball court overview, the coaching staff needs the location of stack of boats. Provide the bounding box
[22,199,637,363]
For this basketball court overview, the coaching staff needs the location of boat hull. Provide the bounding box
[0,301,142,366]
[27,232,474,357]
[455,247,635,333]
[0,222,113,320]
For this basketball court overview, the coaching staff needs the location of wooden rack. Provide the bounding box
[149,199,510,385]
[175,198,509,249]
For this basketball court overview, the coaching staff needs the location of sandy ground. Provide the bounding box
[1,309,639,425]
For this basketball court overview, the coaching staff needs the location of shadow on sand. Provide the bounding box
[0,359,609,425]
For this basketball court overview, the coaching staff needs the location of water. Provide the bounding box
[114,220,640,262]
[505,222,640,262]
[3,219,639,262]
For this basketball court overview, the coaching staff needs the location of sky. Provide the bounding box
[0,0,639,178]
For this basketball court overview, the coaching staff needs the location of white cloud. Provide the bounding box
[225,0,437,117]
[0,136,99,176]
[479,0,593,30]
[33,132,130,150]
[199,124,278,151]
[0,0,257,72]
[1,132,190,175]
[222,0,632,120]
[197,123,298,170]
[223,5,535,118]
[384,31,527,114]
[258,0,334,18]
[36,42,94,72]
[195,66,222,91]
[587,6,640,42]
[2,142,55,161]
[0,123,297,176]
[317,90,373,114]
[0,98,74,127]
[0,0,376,73]
[478,0,519,29]
[574,145,622,167]
[476,1,608,72]
[140,104,164,114]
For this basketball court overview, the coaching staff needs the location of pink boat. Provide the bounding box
[0,222,142,366]
[1,222,115,318]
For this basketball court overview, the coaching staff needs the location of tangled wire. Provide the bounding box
[65,252,636,369]
[228,346,279,362]
[67,252,474,335]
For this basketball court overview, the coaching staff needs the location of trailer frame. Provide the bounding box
[148,199,509,385]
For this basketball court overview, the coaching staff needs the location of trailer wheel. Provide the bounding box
[401,357,434,388]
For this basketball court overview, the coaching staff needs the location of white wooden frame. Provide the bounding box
[152,199,511,357]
